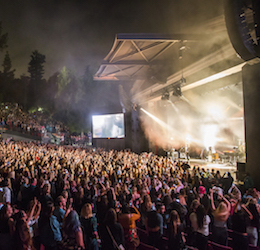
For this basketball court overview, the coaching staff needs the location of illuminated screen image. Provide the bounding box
[92,113,125,138]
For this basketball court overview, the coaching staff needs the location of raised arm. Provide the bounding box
[76,227,85,249]
[210,189,216,211]
[26,198,37,224]
[241,204,253,220]
[34,201,41,220]
[110,187,116,201]
[131,205,141,220]
[221,194,231,211]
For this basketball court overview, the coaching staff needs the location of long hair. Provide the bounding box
[0,203,10,221]
[167,210,180,237]
[143,194,152,211]
[246,198,259,224]
[41,201,54,218]
[196,204,206,229]
[162,194,172,210]
[213,201,230,221]
[80,203,93,219]
[14,211,35,250]
[104,208,117,226]
[121,203,130,214]
[189,199,200,213]
[63,210,81,237]
[0,203,13,227]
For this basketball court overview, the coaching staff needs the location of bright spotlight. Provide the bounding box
[172,85,182,96]
[206,104,224,120]
[202,124,218,151]
[186,134,191,143]
[161,92,170,100]
[140,108,182,139]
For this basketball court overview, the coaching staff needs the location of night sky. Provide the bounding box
[0,0,224,79]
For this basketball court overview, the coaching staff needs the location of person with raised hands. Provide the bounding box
[210,188,231,246]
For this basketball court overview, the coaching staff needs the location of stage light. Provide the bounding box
[132,103,139,111]
[140,108,178,134]
[161,91,170,100]
[206,103,224,120]
[172,85,182,96]
[202,124,218,151]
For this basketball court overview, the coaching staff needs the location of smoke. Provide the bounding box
[0,0,225,78]
[138,81,244,154]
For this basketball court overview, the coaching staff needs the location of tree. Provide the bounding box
[0,22,8,51]
[11,75,30,109]
[28,50,46,82]
[43,72,59,112]
[27,50,46,107]
[56,66,71,94]
[2,51,15,78]
[0,51,15,102]
[53,66,90,133]
[0,22,9,102]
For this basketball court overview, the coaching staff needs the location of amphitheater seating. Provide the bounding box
[137,226,260,250]
[208,241,233,250]
[185,246,199,250]
[137,227,149,244]
[248,245,260,250]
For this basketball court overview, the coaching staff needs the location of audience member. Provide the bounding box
[0,139,258,250]
[167,210,185,250]
[99,208,124,250]
[118,203,140,250]
[62,210,85,249]
[210,189,231,246]
[80,203,99,250]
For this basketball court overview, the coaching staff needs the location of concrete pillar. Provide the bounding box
[242,62,260,188]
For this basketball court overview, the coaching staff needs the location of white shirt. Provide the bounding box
[190,212,211,236]
[0,186,11,204]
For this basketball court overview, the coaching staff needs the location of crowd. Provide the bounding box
[0,103,69,138]
[0,103,92,146]
[0,139,258,250]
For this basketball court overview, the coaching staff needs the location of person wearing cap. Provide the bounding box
[198,186,206,197]
[193,186,207,203]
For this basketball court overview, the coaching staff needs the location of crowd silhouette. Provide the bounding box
[0,138,258,250]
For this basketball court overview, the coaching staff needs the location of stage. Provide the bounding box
[187,158,240,182]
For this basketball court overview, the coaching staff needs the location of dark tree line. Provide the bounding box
[0,22,98,132]
[0,22,121,133]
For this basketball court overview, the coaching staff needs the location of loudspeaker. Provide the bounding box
[237,162,246,173]
[224,0,260,61]
[236,162,246,181]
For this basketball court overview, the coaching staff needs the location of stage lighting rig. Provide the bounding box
[161,91,170,100]
[172,85,182,96]
[171,77,185,97]
[132,103,140,111]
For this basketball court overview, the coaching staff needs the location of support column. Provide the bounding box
[242,62,260,188]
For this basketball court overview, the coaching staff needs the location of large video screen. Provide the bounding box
[92,113,125,138]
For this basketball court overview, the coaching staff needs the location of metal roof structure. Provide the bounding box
[93,15,247,107]
[94,33,198,82]
[92,2,260,183]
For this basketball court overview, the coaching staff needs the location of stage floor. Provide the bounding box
[186,158,238,181]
